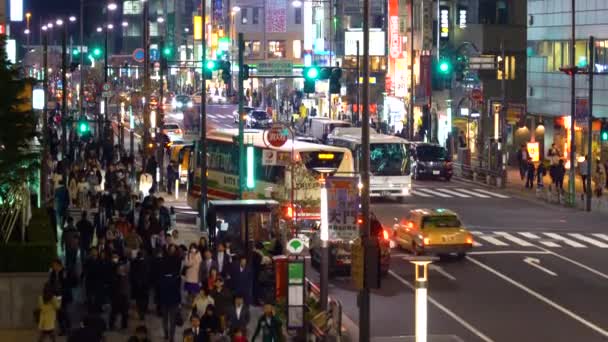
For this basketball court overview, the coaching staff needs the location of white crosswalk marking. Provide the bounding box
[568,233,608,248]
[454,188,491,198]
[471,231,509,246]
[592,233,608,242]
[543,232,586,248]
[518,232,561,247]
[435,188,471,198]
[494,232,534,246]
[472,188,510,199]
[410,190,433,197]
[415,188,452,198]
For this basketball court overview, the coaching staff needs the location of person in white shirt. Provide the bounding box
[191,287,214,320]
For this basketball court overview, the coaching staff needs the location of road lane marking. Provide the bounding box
[435,188,471,198]
[415,188,452,198]
[568,233,608,248]
[471,231,508,246]
[429,264,457,280]
[523,257,558,276]
[469,250,550,255]
[388,270,495,342]
[454,188,491,198]
[518,232,561,248]
[592,233,608,242]
[537,247,608,281]
[410,190,433,198]
[466,256,608,338]
[472,188,510,198]
[543,233,586,248]
[494,232,534,247]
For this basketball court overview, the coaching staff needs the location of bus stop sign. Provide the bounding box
[265,124,290,148]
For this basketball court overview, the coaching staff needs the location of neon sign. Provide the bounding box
[440,6,449,40]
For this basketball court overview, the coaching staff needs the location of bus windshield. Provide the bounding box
[369,143,410,176]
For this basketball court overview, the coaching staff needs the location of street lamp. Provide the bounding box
[107,2,118,11]
[97,26,103,32]
[404,255,438,342]
[291,0,303,7]
[157,17,165,23]
[69,16,77,22]
[122,21,129,27]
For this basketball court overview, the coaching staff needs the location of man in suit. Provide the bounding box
[198,249,218,283]
[214,242,231,277]
[183,314,204,342]
[229,255,254,305]
[227,295,250,335]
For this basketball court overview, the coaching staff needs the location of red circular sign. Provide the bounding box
[266,124,290,148]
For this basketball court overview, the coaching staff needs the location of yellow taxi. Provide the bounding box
[393,208,473,259]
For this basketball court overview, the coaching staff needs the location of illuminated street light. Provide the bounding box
[69,16,77,22]
[48,23,54,28]
[42,25,48,31]
[24,29,30,34]
[184,27,190,32]
[96,26,103,32]
[107,2,118,11]
[404,255,438,342]
[157,17,165,23]
[107,24,114,30]
[122,21,128,27]
[292,0,303,7]
[56,19,64,26]
[232,6,241,12]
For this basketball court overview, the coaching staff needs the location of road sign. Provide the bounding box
[471,88,483,101]
[287,260,305,328]
[102,83,111,91]
[132,48,145,63]
[326,176,360,240]
[265,124,290,148]
[262,149,278,166]
[351,237,364,290]
[102,91,112,98]
[469,55,496,70]
[257,60,293,76]
[286,238,305,255]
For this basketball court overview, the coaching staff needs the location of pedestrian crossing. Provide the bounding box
[410,187,509,199]
[207,113,233,120]
[470,231,608,249]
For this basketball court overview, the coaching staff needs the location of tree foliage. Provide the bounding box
[0,35,40,200]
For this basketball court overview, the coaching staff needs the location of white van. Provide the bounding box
[309,118,352,143]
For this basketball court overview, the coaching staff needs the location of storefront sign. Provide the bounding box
[389,0,401,59]
[440,6,450,40]
[527,142,540,162]
[265,123,290,147]
[326,177,359,240]
[344,31,385,56]
[575,97,589,126]
[458,7,467,28]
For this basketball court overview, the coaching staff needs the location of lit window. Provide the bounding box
[252,8,259,25]
[123,1,142,15]
[245,41,261,58]
[268,40,286,58]
[241,8,248,24]
[293,40,302,59]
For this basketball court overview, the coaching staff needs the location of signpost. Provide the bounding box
[326,177,360,240]
[287,259,305,329]
[264,123,290,148]
[132,48,145,63]
[257,60,294,77]
[286,238,305,255]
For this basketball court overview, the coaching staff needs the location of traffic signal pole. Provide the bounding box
[143,0,151,168]
[586,36,594,212]
[61,22,68,178]
[568,0,577,206]
[238,33,245,199]
[158,38,166,191]
[360,0,371,339]
[42,33,49,204]
[200,0,209,234]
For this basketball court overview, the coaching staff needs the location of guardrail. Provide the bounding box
[452,158,506,188]
[305,278,343,341]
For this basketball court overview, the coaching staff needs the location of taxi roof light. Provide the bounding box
[318,153,335,160]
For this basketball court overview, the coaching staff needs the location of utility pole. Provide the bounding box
[238,33,245,199]
[158,38,166,191]
[568,0,577,205]
[79,0,84,117]
[356,40,360,125]
[200,0,209,233]
[41,33,49,204]
[500,40,507,177]
[586,35,594,212]
[408,0,415,139]
[104,23,109,140]
[142,0,151,168]
[61,21,68,176]
[359,0,371,339]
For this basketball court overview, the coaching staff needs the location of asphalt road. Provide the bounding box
[307,179,608,342]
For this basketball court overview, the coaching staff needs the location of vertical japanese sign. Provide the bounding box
[326,177,359,240]
[440,6,450,41]
[388,0,402,96]
[416,55,431,103]
[575,97,589,127]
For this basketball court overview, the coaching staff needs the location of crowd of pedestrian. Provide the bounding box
[37,121,283,342]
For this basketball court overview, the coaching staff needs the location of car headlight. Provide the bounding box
[188,101,193,108]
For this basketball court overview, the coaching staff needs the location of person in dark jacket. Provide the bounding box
[166,163,176,195]
[54,180,70,234]
[211,277,232,330]
[77,211,95,263]
[214,242,231,277]
[554,159,566,192]
[199,305,221,342]
[229,255,254,305]
[109,264,129,330]
[525,158,535,189]
[252,304,282,342]
[130,250,151,320]
[226,295,250,335]
[82,248,104,313]
[183,315,205,342]
[48,259,72,335]
[127,325,152,342]
[61,216,80,272]
[159,245,182,342]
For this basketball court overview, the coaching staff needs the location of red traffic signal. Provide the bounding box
[559,66,581,76]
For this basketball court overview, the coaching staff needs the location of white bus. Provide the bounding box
[187,128,355,217]
[327,127,412,199]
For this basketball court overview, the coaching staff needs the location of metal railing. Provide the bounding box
[305,278,343,340]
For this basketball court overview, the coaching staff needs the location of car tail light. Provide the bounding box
[445,161,453,168]
[382,230,390,241]
[175,129,182,134]
[406,221,414,229]
[466,236,473,245]
[423,237,430,245]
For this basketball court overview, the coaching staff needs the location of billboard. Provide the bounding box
[10,0,23,22]
[344,31,385,56]
[326,177,359,241]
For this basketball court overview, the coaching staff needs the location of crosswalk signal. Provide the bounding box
[329,67,342,94]
[601,122,608,141]
[303,66,319,93]
[242,64,250,80]
[204,60,217,79]
[77,117,90,135]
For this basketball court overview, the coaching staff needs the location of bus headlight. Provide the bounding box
[401,187,409,195]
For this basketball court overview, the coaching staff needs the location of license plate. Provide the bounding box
[442,235,454,242]
[433,170,440,175]
[381,191,391,196]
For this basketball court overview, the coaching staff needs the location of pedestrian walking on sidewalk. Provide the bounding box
[109,264,129,330]
[127,325,152,342]
[516,144,529,181]
[130,250,151,320]
[525,158,535,189]
[554,159,566,193]
[580,155,590,194]
[593,160,606,198]
[77,211,95,263]
[537,161,546,189]
[184,243,203,299]
[251,304,282,342]
[82,247,104,313]
[37,283,61,342]
[48,259,72,336]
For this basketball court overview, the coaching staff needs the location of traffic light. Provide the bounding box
[246,145,255,189]
[601,122,608,141]
[454,55,466,81]
[162,46,172,57]
[204,60,217,79]
[329,67,342,94]
[438,58,452,74]
[72,48,80,57]
[92,47,102,59]
[220,61,231,85]
[77,117,90,135]
[242,64,250,80]
[303,66,319,93]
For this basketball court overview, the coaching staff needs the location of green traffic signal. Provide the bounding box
[439,61,451,73]
[205,60,217,70]
[78,119,89,134]
[162,47,172,56]
[92,48,102,58]
[72,48,80,56]
[602,131,608,141]
[305,66,319,80]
